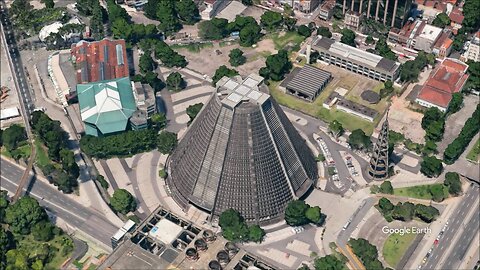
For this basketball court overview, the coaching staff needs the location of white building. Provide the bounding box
[461,43,480,63]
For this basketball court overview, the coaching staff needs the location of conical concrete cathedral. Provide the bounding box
[166,74,317,225]
[368,113,389,180]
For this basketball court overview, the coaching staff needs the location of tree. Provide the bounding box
[229,48,246,67]
[239,22,262,47]
[420,156,443,177]
[298,25,312,37]
[110,189,137,214]
[212,65,239,85]
[391,202,414,221]
[414,204,440,223]
[0,190,9,223]
[265,50,292,81]
[340,29,356,47]
[285,200,310,226]
[429,184,445,202]
[444,105,480,163]
[2,124,26,151]
[378,197,394,215]
[143,0,159,19]
[328,120,344,138]
[198,18,229,40]
[139,52,157,74]
[260,11,284,31]
[248,225,265,243]
[374,37,397,61]
[432,13,451,28]
[284,16,297,31]
[59,148,80,180]
[422,107,444,129]
[463,0,480,32]
[153,40,187,68]
[365,35,375,45]
[423,140,438,155]
[6,249,29,270]
[175,0,199,25]
[425,120,445,142]
[242,0,253,5]
[156,1,181,35]
[379,181,393,194]
[97,175,109,189]
[4,196,47,234]
[348,129,371,150]
[305,206,322,224]
[150,113,167,130]
[447,93,463,114]
[219,209,250,242]
[314,255,345,270]
[157,131,177,154]
[464,61,480,91]
[158,168,167,179]
[32,220,55,241]
[444,172,462,196]
[166,72,185,91]
[348,238,386,270]
[42,0,54,8]
[0,227,15,269]
[315,153,325,162]
[186,103,203,123]
[317,27,332,38]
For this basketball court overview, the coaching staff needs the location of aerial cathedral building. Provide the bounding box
[166,74,317,225]
[368,113,390,180]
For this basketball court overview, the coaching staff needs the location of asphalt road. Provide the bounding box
[1,160,119,249]
[422,185,479,270]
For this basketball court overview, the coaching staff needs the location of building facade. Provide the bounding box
[368,115,389,181]
[312,36,401,82]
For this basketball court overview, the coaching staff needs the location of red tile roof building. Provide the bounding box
[448,7,464,29]
[416,58,469,111]
[432,31,453,59]
[71,39,129,84]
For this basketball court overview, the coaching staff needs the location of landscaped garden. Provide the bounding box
[393,184,449,201]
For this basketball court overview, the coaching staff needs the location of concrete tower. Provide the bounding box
[167,74,317,225]
[368,112,389,181]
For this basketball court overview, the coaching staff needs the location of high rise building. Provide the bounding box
[368,113,389,180]
[167,74,317,225]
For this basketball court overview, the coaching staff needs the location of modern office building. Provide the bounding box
[312,36,401,81]
[280,65,332,102]
[77,77,136,136]
[71,38,129,84]
[167,74,317,225]
[416,58,469,112]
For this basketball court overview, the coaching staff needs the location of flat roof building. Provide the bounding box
[416,58,469,112]
[71,38,129,84]
[77,77,136,136]
[312,36,401,81]
[280,65,332,102]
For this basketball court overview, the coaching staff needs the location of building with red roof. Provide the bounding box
[71,38,129,84]
[448,7,464,30]
[416,58,469,111]
[432,31,453,59]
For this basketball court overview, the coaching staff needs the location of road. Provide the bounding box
[421,185,480,270]
[0,159,119,250]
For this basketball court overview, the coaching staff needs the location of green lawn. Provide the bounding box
[383,233,417,268]
[394,184,449,200]
[466,139,480,162]
[267,32,306,50]
[171,42,213,53]
[16,233,73,269]
[269,81,375,134]
[0,144,31,160]
[34,139,51,168]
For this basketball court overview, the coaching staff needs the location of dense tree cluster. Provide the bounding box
[285,200,324,226]
[328,120,344,139]
[157,131,178,154]
[144,0,199,35]
[219,209,265,243]
[260,11,284,31]
[110,189,137,214]
[464,61,479,92]
[186,103,204,124]
[139,52,158,74]
[380,81,395,98]
[444,105,480,164]
[444,172,462,196]
[447,93,463,115]
[80,129,173,158]
[349,238,390,270]
[374,37,397,61]
[0,195,73,270]
[132,71,165,92]
[260,50,292,81]
[30,112,79,193]
[377,197,440,222]
[348,129,372,150]
[421,107,445,142]
[314,254,346,270]
[420,156,444,178]
[137,39,188,68]
[462,0,480,32]
[198,18,230,40]
[399,51,435,82]
[234,16,262,47]
[317,27,332,38]
[212,65,239,85]
[229,48,247,67]
[297,25,313,37]
[1,124,27,153]
[340,29,356,47]
[432,13,451,28]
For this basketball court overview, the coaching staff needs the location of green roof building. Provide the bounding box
[77,77,136,136]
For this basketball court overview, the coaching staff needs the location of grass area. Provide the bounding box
[0,143,31,160]
[267,31,306,50]
[16,233,73,269]
[171,42,213,53]
[268,80,375,134]
[383,233,417,268]
[394,184,449,200]
[34,139,51,168]
[466,139,480,162]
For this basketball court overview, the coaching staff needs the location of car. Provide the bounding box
[434,239,439,245]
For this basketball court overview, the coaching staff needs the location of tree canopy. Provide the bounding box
[379,181,393,194]
[374,37,397,61]
[186,103,204,124]
[4,196,47,235]
[157,131,178,154]
[444,105,480,163]
[212,65,239,85]
[260,11,284,31]
[263,49,292,81]
[420,156,443,177]
[328,120,344,138]
[166,72,186,91]
[297,25,312,37]
[349,238,388,270]
[461,0,480,32]
[317,27,332,38]
[432,13,451,28]
[139,52,158,74]
[444,172,462,196]
[229,48,247,67]
[110,189,137,214]
[198,18,229,40]
[340,29,356,47]
[284,200,323,226]
[2,124,26,152]
[348,129,371,150]
[447,93,463,114]
[314,255,346,270]
[219,209,265,243]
